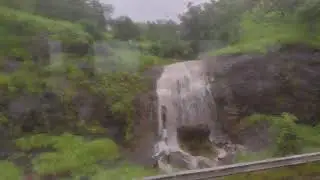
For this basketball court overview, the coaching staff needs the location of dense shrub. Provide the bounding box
[273,113,302,156]
[243,112,317,156]
[16,134,119,177]
[0,161,22,180]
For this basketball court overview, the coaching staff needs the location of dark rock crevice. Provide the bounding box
[177,126,214,157]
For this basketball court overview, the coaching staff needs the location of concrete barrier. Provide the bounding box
[144,152,320,180]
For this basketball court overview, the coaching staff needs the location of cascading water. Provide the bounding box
[155,60,223,171]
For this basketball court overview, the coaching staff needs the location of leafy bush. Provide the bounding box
[233,113,320,178]
[16,134,119,177]
[15,134,156,179]
[243,112,304,156]
[0,161,22,180]
[15,134,56,151]
[273,113,302,156]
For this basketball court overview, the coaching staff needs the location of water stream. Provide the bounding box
[155,60,223,171]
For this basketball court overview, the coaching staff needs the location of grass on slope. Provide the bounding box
[211,11,320,55]
[0,6,90,43]
[0,6,90,57]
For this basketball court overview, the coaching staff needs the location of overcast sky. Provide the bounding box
[102,0,209,22]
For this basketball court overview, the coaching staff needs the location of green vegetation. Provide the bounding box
[222,162,320,180]
[0,161,22,180]
[228,112,320,179]
[212,11,320,55]
[235,150,273,163]
[13,133,157,179]
[0,6,90,58]
[238,113,320,159]
[0,6,90,41]
[0,0,319,179]
[0,1,174,144]
[91,164,157,180]
[0,1,170,179]
[0,55,151,142]
[178,0,320,56]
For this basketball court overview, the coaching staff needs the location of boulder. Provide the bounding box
[205,46,320,151]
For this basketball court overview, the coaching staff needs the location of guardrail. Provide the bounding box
[144,152,320,180]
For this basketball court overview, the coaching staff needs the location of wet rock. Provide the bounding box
[196,156,217,168]
[169,151,193,170]
[205,46,320,151]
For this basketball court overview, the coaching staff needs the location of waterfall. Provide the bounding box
[155,60,219,171]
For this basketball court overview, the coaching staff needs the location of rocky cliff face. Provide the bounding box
[205,46,320,151]
[129,46,320,168]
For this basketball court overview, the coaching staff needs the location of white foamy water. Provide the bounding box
[155,60,218,169]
